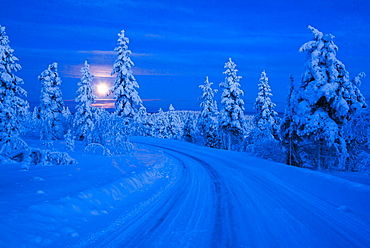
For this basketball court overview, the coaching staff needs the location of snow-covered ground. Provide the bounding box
[1,136,370,247]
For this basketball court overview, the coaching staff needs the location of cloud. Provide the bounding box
[62,63,174,78]
[91,98,167,109]
[61,64,113,79]
[92,100,115,109]
[132,67,176,76]
[144,34,165,39]
[142,99,166,102]
[90,65,113,78]
[78,50,153,57]
[78,50,116,56]
[131,53,154,57]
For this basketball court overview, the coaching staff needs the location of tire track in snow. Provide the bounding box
[78,143,238,247]
[146,144,238,248]
[77,156,188,247]
[73,139,370,247]
[179,147,370,247]
[132,143,238,247]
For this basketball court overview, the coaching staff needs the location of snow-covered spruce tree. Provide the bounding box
[219,58,246,150]
[0,25,29,156]
[90,107,110,145]
[292,26,367,169]
[109,30,142,118]
[198,76,220,148]
[133,104,148,136]
[183,112,197,143]
[38,62,64,140]
[343,73,370,172]
[73,61,97,143]
[62,107,73,134]
[109,30,142,149]
[64,129,75,151]
[280,75,301,166]
[29,107,40,136]
[167,104,182,140]
[253,70,279,140]
[153,108,169,138]
[246,70,282,161]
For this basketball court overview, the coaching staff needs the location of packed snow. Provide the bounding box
[1,136,369,247]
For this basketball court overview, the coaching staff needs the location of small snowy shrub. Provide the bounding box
[46,151,77,165]
[83,143,112,156]
[28,148,76,166]
[108,136,135,155]
[343,107,370,171]
[0,137,30,162]
[64,129,75,151]
[30,149,43,165]
[246,129,284,162]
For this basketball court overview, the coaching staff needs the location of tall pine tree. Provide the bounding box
[73,61,97,143]
[153,108,169,138]
[280,75,301,166]
[292,26,367,169]
[38,62,64,140]
[109,30,142,118]
[167,104,182,140]
[253,70,279,140]
[219,58,246,150]
[198,76,219,148]
[0,25,29,151]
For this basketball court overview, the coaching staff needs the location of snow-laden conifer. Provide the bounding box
[198,76,220,148]
[64,129,75,151]
[90,108,109,145]
[38,62,64,140]
[219,58,246,150]
[133,105,148,136]
[167,104,182,139]
[109,30,142,118]
[29,107,40,135]
[253,70,279,139]
[153,108,169,138]
[73,61,97,143]
[0,25,29,150]
[343,107,370,172]
[293,26,367,169]
[183,112,197,143]
[280,75,301,166]
[62,107,73,133]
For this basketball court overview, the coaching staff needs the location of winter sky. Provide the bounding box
[2,0,370,112]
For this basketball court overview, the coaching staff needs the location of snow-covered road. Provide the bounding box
[76,137,370,248]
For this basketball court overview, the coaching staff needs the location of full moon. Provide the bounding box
[96,83,109,96]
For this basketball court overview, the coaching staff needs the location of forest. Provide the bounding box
[1,25,369,173]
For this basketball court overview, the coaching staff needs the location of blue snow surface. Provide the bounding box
[0,136,370,247]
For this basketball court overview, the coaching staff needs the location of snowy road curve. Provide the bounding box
[75,137,370,248]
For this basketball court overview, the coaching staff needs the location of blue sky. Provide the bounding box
[2,0,370,112]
